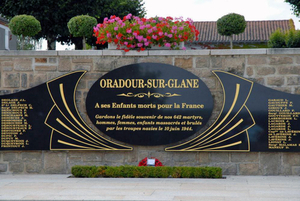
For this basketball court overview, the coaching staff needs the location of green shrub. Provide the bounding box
[285,29,300,48]
[8,14,41,50]
[268,29,300,48]
[72,165,222,179]
[268,29,286,48]
[68,15,97,50]
[217,13,246,49]
[71,165,98,178]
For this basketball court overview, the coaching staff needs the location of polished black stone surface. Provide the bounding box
[86,63,214,145]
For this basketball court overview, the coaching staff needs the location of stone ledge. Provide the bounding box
[2,49,300,57]
[148,50,210,56]
[267,48,300,55]
[102,50,148,56]
[57,50,103,56]
[0,50,57,57]
[211,49,267,55]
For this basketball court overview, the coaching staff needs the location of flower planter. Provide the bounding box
[94,14,198,52]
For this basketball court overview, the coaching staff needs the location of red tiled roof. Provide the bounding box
[193,20,293,43]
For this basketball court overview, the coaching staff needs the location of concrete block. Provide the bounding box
[21,73,27,88]
[260,152,281,175]
[195,56,210,68]
[239,163,260,175]
[0,163,8,172]
[22,151,42,161]
[35,58,47,63]
[13,58,33,71]
[9,162,24,173]
[282,153,300,166]
[292,166,300,175]
[210,153,229,163]
[26,162,42,173]
[35,65,57,71]
[269,56,293,65]
[104,152,124,163]
[215,163,237,175]
[256,67,276,75]
[58,58,72,71]
[4,73,20,87]
[247,56,268,65]
[278,66,300,74]
[267,77,284,86]
[231,153,259,163]
[44,152,67,174]
[174,57,193,69]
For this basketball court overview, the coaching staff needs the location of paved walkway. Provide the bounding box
[0,174,299,200]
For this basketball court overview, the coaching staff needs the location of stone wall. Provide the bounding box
[1,49,300,175]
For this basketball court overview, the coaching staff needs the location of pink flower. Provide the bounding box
[94,27,99,32]
[126,28,132,33]
[146,24,151,28]
[182,47,186,50]
[179,27,184,30]
[130,44,136,48]
[125,14,132,20]
[144,42,149,46]
[165,43,171,47]
[168,34,173,38]
[140,25,146,30]
[148,29,153,34]
[124,42,128,45]
[137,43,143,47]
[137,35,143,42]
[158,32,163,36]
[152,35,158,40]
[107,33,111,37]
[114,27,118,31]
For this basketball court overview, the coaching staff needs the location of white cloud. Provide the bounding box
[144,0,300,28]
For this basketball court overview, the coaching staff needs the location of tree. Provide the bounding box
[217,13,246,49]
[68,15,97,50]
[8,14,41,50]
[0,0,145,50]
[285,0,300,17]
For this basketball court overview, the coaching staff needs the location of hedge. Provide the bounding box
[71,165,222,179]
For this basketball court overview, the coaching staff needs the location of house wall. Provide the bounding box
[0,25,17,50]
[0,28,6,50]
[0,49,300,175]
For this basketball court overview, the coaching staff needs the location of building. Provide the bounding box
[189,19,294,49]
[0,15,17,50]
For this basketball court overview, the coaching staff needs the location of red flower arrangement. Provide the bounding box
[94,14,199,52]
[138,157,163,166]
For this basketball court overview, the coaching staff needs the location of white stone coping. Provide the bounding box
[1,48,300,57]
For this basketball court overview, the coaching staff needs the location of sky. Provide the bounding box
[143,0,300,28]
[53,0,299,50]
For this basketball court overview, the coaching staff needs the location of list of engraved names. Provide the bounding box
[1,99,33,148]
[268,99,300,150]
